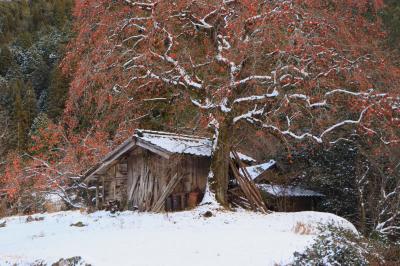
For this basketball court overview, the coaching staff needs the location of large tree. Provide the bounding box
[85,0,394,205]
[0,0,397,215]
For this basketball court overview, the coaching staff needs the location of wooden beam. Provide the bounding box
[101,175,105,209]
[151,174,182,212]
[231,150,268,213]
[95,183,99,209]
[84,141,137,182]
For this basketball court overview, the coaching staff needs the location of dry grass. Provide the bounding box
[0,200,7,218]
[293,222,314,235]
[43,200,67,213]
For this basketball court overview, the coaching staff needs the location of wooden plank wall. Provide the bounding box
[100,159,128,207]
[126,149,165,211]
[97,147,211,212]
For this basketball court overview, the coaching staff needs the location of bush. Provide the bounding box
[293,224,380,266]
[368,232,400,265]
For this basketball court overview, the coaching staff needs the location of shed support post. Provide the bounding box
[95,182,99,210]
[102,175,105,209]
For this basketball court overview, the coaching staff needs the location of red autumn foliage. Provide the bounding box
[0,0,398,210]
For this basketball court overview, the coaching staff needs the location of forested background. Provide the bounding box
[0,0,399,260]
[0,0,73,156]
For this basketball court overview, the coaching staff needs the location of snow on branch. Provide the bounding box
[289,94,327,108]
[375,178,400,236]
[233,105,265,124]
[21,153,83,208]
[319,106,370,140]
[325,88,374,97]
[233,75,273,87]
[188,8,219,29]
[191,98,217,109]
[150,28,203,89]
[124,1,156,10]
[233,89,279,104]
[244,105,371,143]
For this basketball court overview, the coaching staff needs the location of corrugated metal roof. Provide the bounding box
[257,184,324,197]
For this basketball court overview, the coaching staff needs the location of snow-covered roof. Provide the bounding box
[84,129,256,181]
[257,184,324,198]
[136,130,212,157]
[240,160,276,180]
[136,129,256,162]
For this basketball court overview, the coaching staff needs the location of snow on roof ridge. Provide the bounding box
[135,129,209,141]
[258,184,324,197]
[242,160,276,180]
[135,129,256,162]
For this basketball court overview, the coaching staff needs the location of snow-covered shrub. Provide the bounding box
[368,232,400,265]
[293,224,379,266]
[32,256,89,266]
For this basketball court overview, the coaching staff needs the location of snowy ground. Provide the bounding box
[0,206,356,266]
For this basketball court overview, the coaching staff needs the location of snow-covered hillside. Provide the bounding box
[0,207,356,266]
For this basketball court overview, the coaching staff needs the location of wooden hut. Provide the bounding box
[83,129,255,212]
[238,161,324,212]
[239,160,277,182]
[257,184,324,212]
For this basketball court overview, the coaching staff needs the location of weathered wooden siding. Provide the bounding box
[97,159,129,208]
[97,147,210,212]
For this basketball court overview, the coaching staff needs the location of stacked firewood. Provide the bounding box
[127,164,162,211]
[151,174,182,212]
[229,150,268,213]
[228,187,252,209]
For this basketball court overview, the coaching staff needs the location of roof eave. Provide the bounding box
[83,137,136,182]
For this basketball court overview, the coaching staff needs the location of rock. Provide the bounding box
[203,211,213,218]
[51,256,91,266]
[26,216,44,223]
[32,260,46,266]
[0,220,6,227]
[70,221,87,227]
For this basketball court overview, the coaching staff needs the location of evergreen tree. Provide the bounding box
[6,80,38,152]
[47,67,69,122]
[29,112,50,137]
[0,0,73,155]
[0,45,13,76]
[53,0,68,27]
[382,1,400,50]
[11,80,29,151]
[23,83,38,128]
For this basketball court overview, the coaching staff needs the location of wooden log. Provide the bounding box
[236,155,265,204]
[145,171,154,211]
[128,155,142,206]
[154,178,159,207]
[138,165,149,211]
[127,175,139,208]
[151,174,183,212]
[229,160,256,210]
[232,151,264,203]
[228,187,252,209]
[230,150,268,213]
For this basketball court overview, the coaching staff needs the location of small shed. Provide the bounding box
[83,129,255,212]
[240,160,277,182]
[257,184,324,212]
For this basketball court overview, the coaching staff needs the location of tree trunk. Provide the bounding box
[359,194,367,234]
[211,117,233,207]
